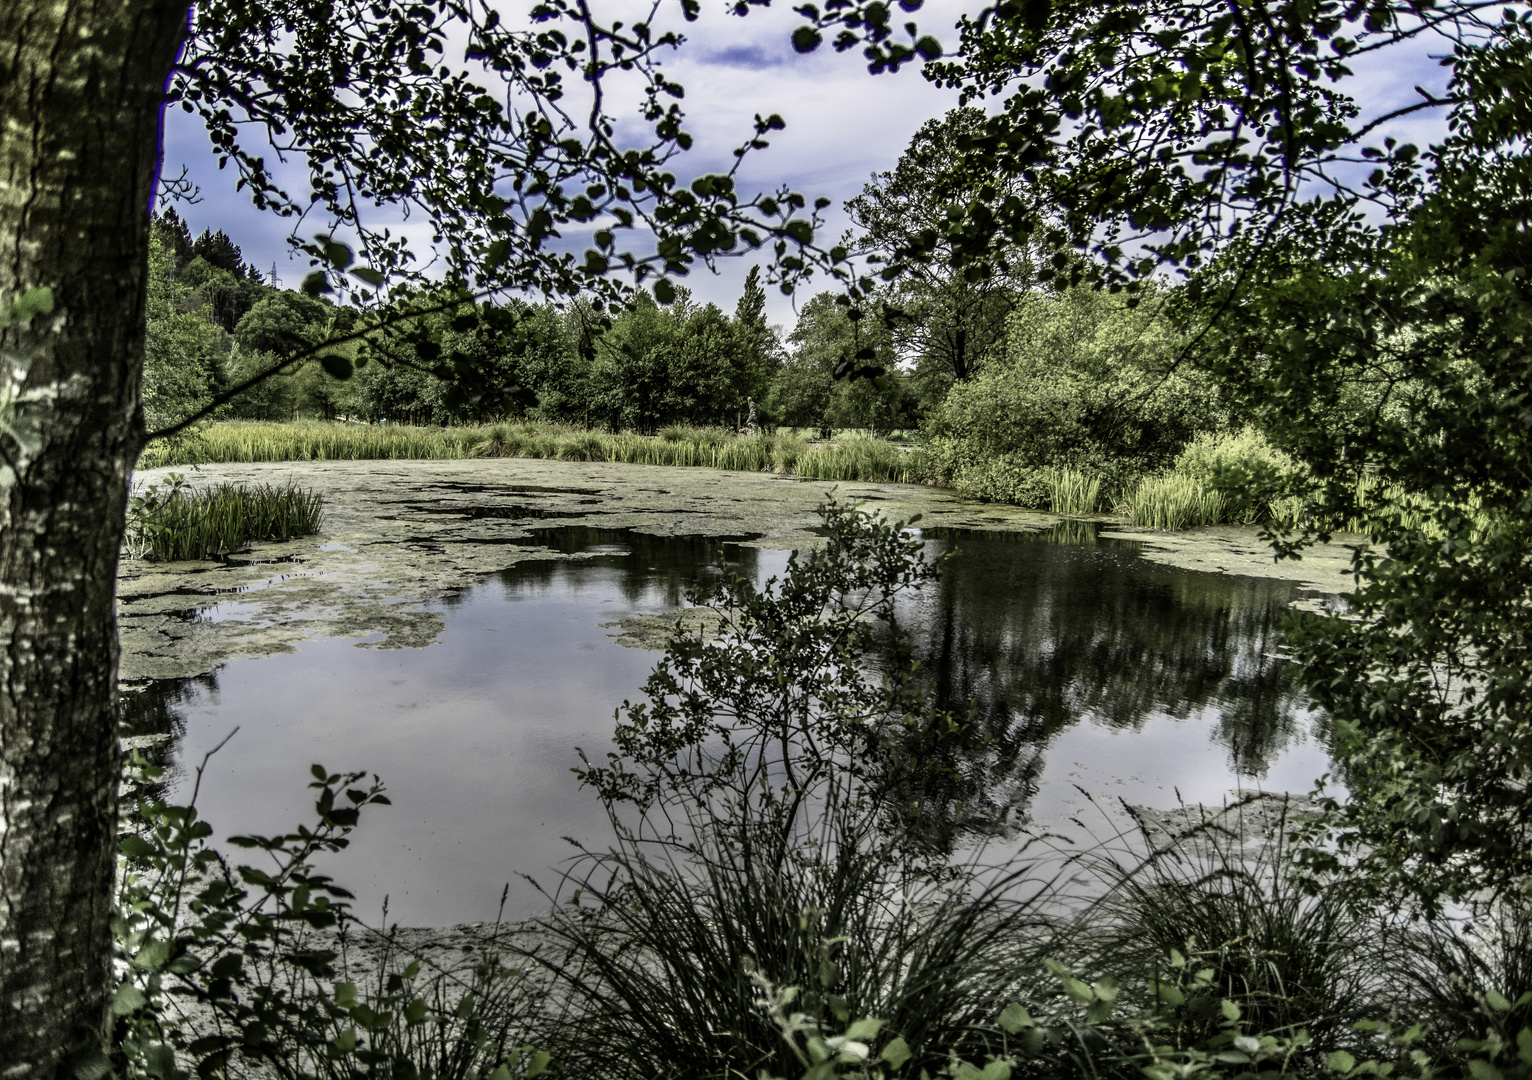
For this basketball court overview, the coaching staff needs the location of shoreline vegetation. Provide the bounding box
[140,420,1423,536]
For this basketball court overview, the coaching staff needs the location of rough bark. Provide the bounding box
[0,1,189,1074]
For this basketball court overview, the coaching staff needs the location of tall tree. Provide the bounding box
[845,108,1033,391]
[0,0,874,1068]
[733,264,781,410]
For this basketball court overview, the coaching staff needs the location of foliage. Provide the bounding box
[137,419,932,486]
[143,232,222,434]
[825,0,1532,907]
[126,473,324,561]
[1127,473,1231,532]
[776,292,914,438]
[534,500,1063,1077]
[845,107,1033,399]
[111,754,545,1080]
[1171,26,1532,904]
[925,286,1216,508]
[1044,467,1101,515]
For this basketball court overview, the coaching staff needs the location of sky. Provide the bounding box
[158,0,1457,333]
[160,0,989,330]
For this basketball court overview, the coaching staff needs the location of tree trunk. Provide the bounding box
[0,2,189,1073]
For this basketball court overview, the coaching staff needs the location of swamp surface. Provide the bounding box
[119,459,1357,925]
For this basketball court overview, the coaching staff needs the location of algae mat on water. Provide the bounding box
[116,457,1358,689]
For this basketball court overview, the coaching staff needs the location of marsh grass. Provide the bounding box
[527,799,1060,1080]
[141,421,920,486]
[1046,467,1102,514]
[1080,795,1391,1062]
[1127,473,1230,530]
[127,475,323,561]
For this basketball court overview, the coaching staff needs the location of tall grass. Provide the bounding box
[1127,473,1230,530]
[529,796,1058,1079]
[1045,467,1102,514]
[141,421,927,487]
[1081,796,1389,1063]
[127,476,324,560]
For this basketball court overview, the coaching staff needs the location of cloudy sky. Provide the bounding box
[159,0,1454,332]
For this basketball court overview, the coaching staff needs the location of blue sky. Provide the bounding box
[159,0,1453,332]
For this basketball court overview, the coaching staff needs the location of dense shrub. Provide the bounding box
[926,287,1221,507]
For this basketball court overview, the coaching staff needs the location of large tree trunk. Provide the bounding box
[0,2,189,1073]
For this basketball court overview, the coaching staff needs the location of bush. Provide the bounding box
[112,756,545,1080]
[532,500,1063,1077]
[925,287,1220,506]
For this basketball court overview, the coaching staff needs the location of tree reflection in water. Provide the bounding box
[896,523,1307,844]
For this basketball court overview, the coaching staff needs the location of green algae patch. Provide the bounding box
[118,458,1354,685]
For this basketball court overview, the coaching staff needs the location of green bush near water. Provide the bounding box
[126,473,324,561]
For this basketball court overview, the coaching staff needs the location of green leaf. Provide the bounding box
[1468,1060,1505,1080]
[8,286,55,326]
[301,271,332,297]
[845,1018,884,1041]
[1329,1051,1357,1074]
[1060,975,1094,1003]
[980,1061,1013,1080]
[1487,989,1513,1013]
[1220,998,1241,1021]
[318,352,354,380]
[120,835,157,858]
[881,1037,912,1069]
[999,1002,1033,1033]
[352,266,386,286]
[526,1050,551,1077]
[134,939,171,971]
[791,26,822,52]
[319,236,354,269]
[653,278,677,305]
[1516,1027,1532,1065]
[112,983,148,1016]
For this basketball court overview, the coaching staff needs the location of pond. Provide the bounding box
[123,520,1332,927]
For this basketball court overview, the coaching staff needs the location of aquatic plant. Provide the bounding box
[1045,467,1102,514]
[1127,473,1229,530]
[126,473,324,561]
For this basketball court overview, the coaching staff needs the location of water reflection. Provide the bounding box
[128,520,1324,923]
[897,526,1307,842]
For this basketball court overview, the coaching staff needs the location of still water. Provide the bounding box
[127,523,1330,925]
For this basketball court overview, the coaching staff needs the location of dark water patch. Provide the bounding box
[411,482,604,497]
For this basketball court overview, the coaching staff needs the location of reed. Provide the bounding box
[140,421,925,487]
[127,477,324,561]
[1045,467,1102,514]
[1127,473,1229,531]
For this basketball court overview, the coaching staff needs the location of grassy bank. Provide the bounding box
[139,420,932,486]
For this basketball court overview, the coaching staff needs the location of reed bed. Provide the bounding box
[141,421,924,486]
[127,478,324,561]
[1127,473,1230,531]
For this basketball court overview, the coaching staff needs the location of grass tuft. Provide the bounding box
[127,475,323,561]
